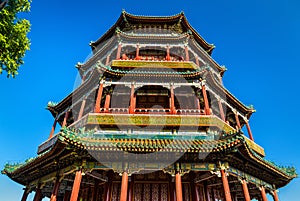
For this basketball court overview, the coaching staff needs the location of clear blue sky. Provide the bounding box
[1,0,299,200]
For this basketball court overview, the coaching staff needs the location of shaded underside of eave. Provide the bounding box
[2,142,67,181]
[91,11,214,54]
[62,128,296,184]
[62,135,244,154]
[3,130,296,188]
[236,145,297,188]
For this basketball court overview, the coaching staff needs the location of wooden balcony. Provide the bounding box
[70,112,236,133]
[111,60,199,69]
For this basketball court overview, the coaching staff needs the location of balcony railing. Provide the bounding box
[97,108,205,115]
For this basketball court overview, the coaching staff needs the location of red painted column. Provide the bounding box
[166,45,171,61]
[241,179,251,201]
[33,187,42,201]
[129,84,135,114]
[220,170,232,201]
[49,119,57,139]
[120,171,129,201]
[135,44,140,60]
[218,99,226,121]
[184,46,189,61]
[175,172,183,201]
[260,186,268,201]
[272,189,279,201]
[170,85,176,114]
[235,113,241,129]
[62,111,69,128]
[245,120,254,141]
[50,180,61,201]
[104,92,111,113]
[70,170,82,201]
[116,43,122,60]
[21,188,29,201]
[106,55,110,65]
[77,98,86,120]
[94,83,104,113]
[201,84,211,115]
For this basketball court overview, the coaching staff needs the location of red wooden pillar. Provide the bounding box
[241,179,251,201]
[175,172,183,201]
[104,92,111,113]
[106,55,110,65]
[116,43,122,60]
[272,189,279,201]
[62,111,69,128]
[195,96,201,112]
[166,45,170,61]
[235,113,241,129]
[49,119,57,139]
[129,84,135,114]
[33,187,42,201]
[120,171,129,201]
[218,99,226,121]
[135,44,140,60]
[245,120,254,141]
[220,170,232,201]
[201,84,211,115]
[170,85,176,114]
[77,98,86,120]
[50,180,61,201]
[184,46,189,61]
[260,186,268,201]
[94,83,104,113]
[70,170,82,201]
[21,188,29,201]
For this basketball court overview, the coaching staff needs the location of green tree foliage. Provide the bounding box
[0,0,31,77]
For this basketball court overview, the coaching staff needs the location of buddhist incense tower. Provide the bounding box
[2,11,296,201]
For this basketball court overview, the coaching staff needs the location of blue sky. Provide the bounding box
[0,0,299,200]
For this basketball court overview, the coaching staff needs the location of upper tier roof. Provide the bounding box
[90,10,215,55]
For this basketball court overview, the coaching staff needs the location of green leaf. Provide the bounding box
[0,0,31,78]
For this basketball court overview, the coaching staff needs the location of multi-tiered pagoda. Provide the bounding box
[2,11,296,201]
